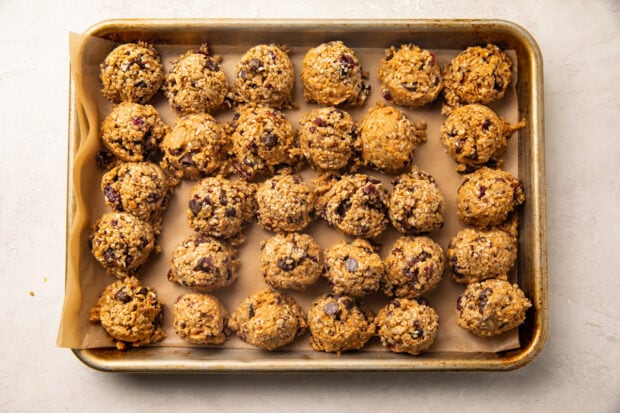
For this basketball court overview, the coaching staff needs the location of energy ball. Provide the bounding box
[230,105,300,180]
[186,176,255,242]
[442,44,513,107]
[89,276,164,350]
[100,41,164,104]
[389,167,445,234]
[101,162,169,234]
[378,44,442,108]
[100,102,169,163]
[260,233,322,291]
[229,289,308,350]
[90,212,155,279]
[383,236,445,298]
[164,44,228,115]
[160,113,230,184]
[230,44,295,108]
[301,41,370,107]
[167,234,238,292]
[323,239,384,297]
[375,298,439,355]
[358,104,427,173]
[456,278,531,337]
[256,174,314,233]
[457,167,524,227]
[314,174,389,239]
[307,294,375,354]
[173,293,231,345]
[447,227,518,284]
[440,104,525,172]
[297,107,358,171]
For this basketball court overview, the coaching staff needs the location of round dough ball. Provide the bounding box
[186,176,256,241]
[378,44,442,108]
[323,239,384,297]
[443,44,513,107]
[307,294,375,354]
[168,234,238,292]
[256,174,314,233]
[164,44,228,115]
[388,167,445,234]
[301,41,370,107]
[173,293,231,345]
[161,113,230,183]
[314,174,388,239]
[359,104,427,173]
[375,298,439,355]
[90,212,155,279]
[260,233,322,291]
[231,44,295,108]
[101,162,169,234]
[383,236,445,298]
[100,41,164,104]
[441,104,524,172]
[447,227,517,284]
[100,102,169,163]
[230,105,300,180]
[297,107,358,171]
[456,167,524,227]
[456,278,531,336]
[229,289,307,350]
[89,276,164,350]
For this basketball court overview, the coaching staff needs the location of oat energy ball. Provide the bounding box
[230,44,295,108]
[301,41,370,107]
[101,162,169,234]
[440,104,525,172]
[383,236,445,298]
[308,294,375,354]
[447,227,518,284]
[90,212,155,279]
[161,113,229,183]
[187,176,255,241]
[168,234,238,292]
[100,41,164,104]
[378,44,442,108]
[389,167,445,234]
[229,289,308,350]
[314,174,389,239]
[89,276,164,350]
[375,298,439,355]
[173,293,231,345]
[101,102,169,163]
[456,278,531,336]
[358,104,427,173]
[164,44,228,115]
[443,44,513,107]
[261,233,322,291]
[323,239,384,297]
[230,105,300,180]
[297,107,358,171]
[256,174,314,233]
[457,167,524,227]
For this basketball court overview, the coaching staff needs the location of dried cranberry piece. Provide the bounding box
[104,185,122,209]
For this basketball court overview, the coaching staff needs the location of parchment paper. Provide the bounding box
[58,32,523,353]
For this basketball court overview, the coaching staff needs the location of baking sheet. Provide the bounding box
[58,30,524,354]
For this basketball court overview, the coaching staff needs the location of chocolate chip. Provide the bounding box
[493,75,504,91]
[482,119,492,130]
[180,154,194,166]
[103,249,115,263]
[313,118,327,127]
[125,254,133,267]
[323,301,339,316]
[341,297,354,309]
[224,208,237,218]
[391,299,401,308]
[138,287,149,296]
[261,132,277,149]
[335,199,351,218]
[205,58,220,71]
[403,266,419,280]
[194,256,216,273]
[277,258,297,272]
[456,296,464,311]
[344,257,358,272]
[382,90,393,101]
[478,287,493,313]
[96,149,116,169]
[362,183,377,196]
[412,328,425,339]
[248,58,263,72]
[400,82,418,92]
[189,199,202,214]
[104,185,122,209]
[114,288,131,303]
[248,304,255,318]
[416,297,429,307]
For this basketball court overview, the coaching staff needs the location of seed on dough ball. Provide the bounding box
[100,41,164,104]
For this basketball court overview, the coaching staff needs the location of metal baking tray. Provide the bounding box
[66,18,547,372]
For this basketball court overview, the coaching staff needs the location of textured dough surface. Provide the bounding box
[256,174,314,233]
[456,279,531,337]
[173,293,230,345]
